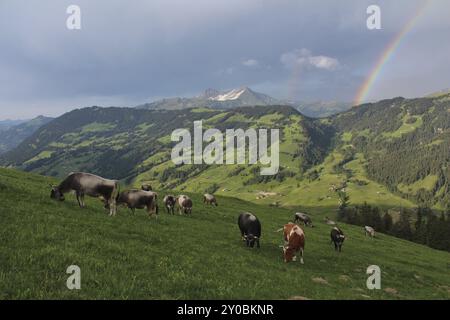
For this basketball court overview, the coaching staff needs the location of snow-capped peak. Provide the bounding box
[209,87,249,101]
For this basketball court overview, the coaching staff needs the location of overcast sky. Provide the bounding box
[0,0,449,119]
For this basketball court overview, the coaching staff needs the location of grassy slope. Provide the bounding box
[133,111,415,212]
[1,168,449,299]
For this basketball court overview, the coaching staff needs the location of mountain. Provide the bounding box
[137,87,351,117]
[137,87,280,110]
[0,105,332,183]
[331,94,450,209]
[294,101,352,118]
[0,119,27,132]
[1,92,449,209]
[0,116,53,155]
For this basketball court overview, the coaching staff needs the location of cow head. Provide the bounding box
[50,185,65,201]
[282,246,295,263]
[245,234,258,248]
[337,234,346,245]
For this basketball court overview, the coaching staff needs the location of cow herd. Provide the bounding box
[50,172,377,264]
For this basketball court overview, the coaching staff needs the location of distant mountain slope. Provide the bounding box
[0,116,53,154]
[0,105,333,186]
[332,93,450,208]
[0,119,28,131]
[294,101,352,118]
[136,87,280,110]
[137,86,351,117]
[2,93,449,209]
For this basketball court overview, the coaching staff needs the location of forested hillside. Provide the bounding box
[1,93,449,210]
[332,93,450,209]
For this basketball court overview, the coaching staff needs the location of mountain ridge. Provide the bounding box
[1,93,449,209]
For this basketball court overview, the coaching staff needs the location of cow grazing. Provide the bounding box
[141,184,152,191]
[238,212,261,248]
[176,195,193,215]
[280,223,305,263]
[364,226,375,238]
[50,172,119,216]
[117,189,158,217]
[203,193,218,206]
[325,216,336,225]
[163,195,176,214]
[330,227,345,252]
[293,212,313,227]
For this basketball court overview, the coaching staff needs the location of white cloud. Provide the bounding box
[280,49,340,71]
[242,59,259,67]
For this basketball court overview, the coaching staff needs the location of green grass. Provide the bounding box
[398,175,439,194]
[1,168,449,299]
[382,114,423,138]
[80,122,116,133]
[24,151,54,164]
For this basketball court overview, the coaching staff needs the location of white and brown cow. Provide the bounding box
[203,193,218,206]
[176,195,193,215]
[50,172,119,216]
[364,226,375,238]
[281,223,305,264]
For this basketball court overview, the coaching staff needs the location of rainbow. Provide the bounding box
[354,1,431,106]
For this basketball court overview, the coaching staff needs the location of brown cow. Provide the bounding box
[176,195,192,215]
[281,223,305,264]
[203,193,218,206]
[117,189,158,218]
[50,172,119,216]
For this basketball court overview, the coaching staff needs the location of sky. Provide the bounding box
[0,0,449,119]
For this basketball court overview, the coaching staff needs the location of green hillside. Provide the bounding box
[0,168,449,299]
[0,116,53,155]
[1,94,449,210]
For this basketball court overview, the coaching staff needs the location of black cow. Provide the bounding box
[293,212,313,227]
[117,189,158,217]
[330,227,345,252]
[238,212,261,248]
[50,172,119,216]
[163,195,176,214]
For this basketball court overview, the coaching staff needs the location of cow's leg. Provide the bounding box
[256,239,260,248]
[334,242,338,251]
[80,193,85,208]
[109,197,116,216]
[76,191,82,208]
[299,248,304,264]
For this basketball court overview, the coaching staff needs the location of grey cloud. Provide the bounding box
[0,0,449,119]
